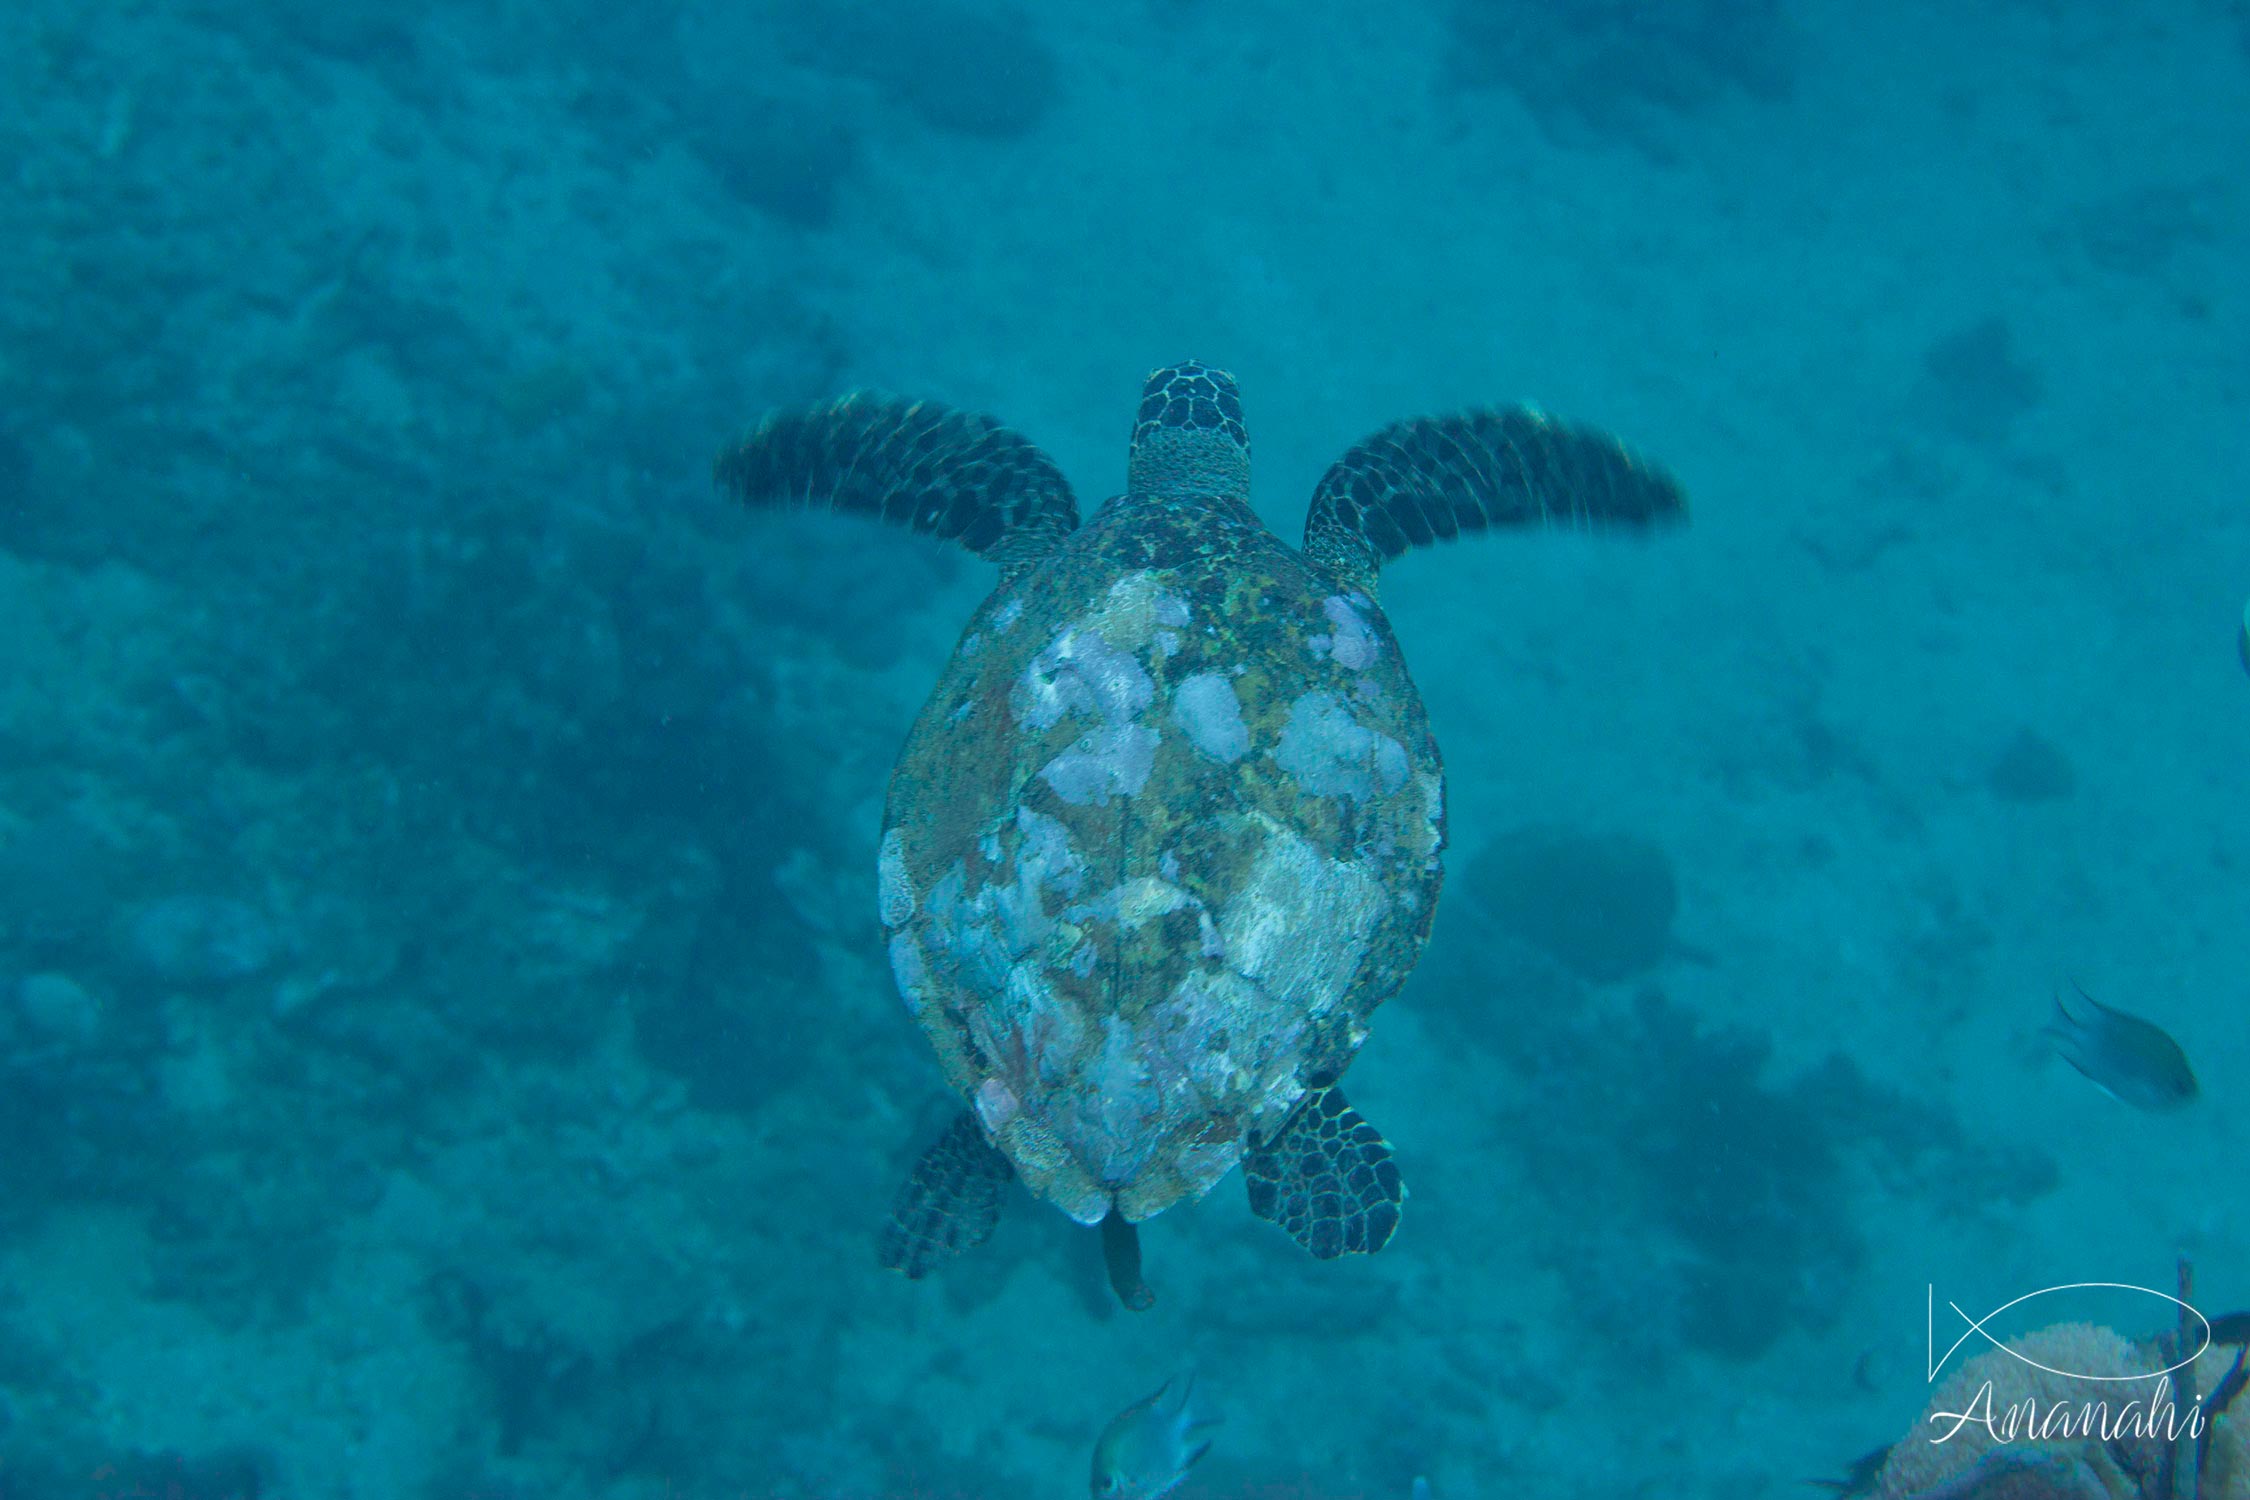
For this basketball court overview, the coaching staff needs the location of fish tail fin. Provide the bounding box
[2023,990,2072,1067]
[2060,979,2117,1022]
[2043,985,2090,1047]
[2040,1002,2105,1093]
[1167,1367,1224,1450]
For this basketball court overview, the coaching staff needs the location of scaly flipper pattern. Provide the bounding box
[1303,407,1685,595]
[877,1111,1013,1278]
[1243,1085,1403,1259]
[717,394,1080,577]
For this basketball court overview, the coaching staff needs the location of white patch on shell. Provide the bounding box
[917,810,1086,1006]
[1215,825,1389,1022]
[887,932,931,1015]
[876,828,915,928]
[983,962,1085,1092]
[1012,806,1084,889]
[976,1076,1019,1133]
[1420,769,1445,860]
[1038,724,1160,805]
[1088,1015,1161,1185]
[1064,876,1192,931]
[1086,572,1191,650]
[992,808,1087,953]
[1010,627,1154,733]
[991,595,1025,633]
[1047,1164,1113,1226]
[1308,593,1380,670]
[989,863,1056,956]
[1151,965,1296,1096]
[1273,691,1410,801]
[1170,672,1250,764]
[920,861,1005,993]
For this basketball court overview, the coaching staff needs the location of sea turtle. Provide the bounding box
[717,361,1684,1306]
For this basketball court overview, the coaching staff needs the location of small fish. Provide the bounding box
[2044,984,2198,1112]
[1809,1443,1894,1497]
[1092,1372,1218,1499]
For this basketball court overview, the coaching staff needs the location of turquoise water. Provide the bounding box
[0,2,2244,1496]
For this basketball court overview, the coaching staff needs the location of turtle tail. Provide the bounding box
[717,394,1081,577]
[1302,406,1685,596]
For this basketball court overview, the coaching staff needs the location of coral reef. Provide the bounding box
[122,893,282,984]
[0,420,31,553]
[1520,985,1870,1359]
[778,0,1060,140]
[0,1445,270,1500]
[1459,823,1679,983]
[1442,0,1797,154]
[1988,728,2077,804]
[686,91,864,229]
[1422,931,2056,1365]
[1919,317,2045,446]
[1875,1321,2249,1500]
[0,812,121,957]
[2068,182,2215,280]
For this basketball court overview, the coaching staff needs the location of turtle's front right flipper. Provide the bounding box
[1302,406,1685,596]
[877,1111,1013,1278]
[716,394,1080,577]
[1243,1085,1404,1260]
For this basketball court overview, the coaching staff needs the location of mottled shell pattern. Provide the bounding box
[877,469,1444,1226]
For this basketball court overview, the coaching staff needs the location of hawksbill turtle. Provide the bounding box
[717,361,1684,1306]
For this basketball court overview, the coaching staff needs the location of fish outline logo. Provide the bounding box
[1928,1282,2210,1383]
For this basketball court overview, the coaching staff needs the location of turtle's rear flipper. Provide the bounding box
[717,395,1080,577]
[1243,1085,1403,1260]
[877,1111,1012,1278]
[1302,407,1686,595]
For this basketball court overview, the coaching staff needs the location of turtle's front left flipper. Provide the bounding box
[1243,1085,1403,1260]
[717,394,1080,577]
[878,1111,1013,1278]
[1302,407,1685,596]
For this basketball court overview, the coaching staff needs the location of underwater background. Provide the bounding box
[0,0,2245,1496]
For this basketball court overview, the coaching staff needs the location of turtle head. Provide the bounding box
[1127,360,1251,503]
